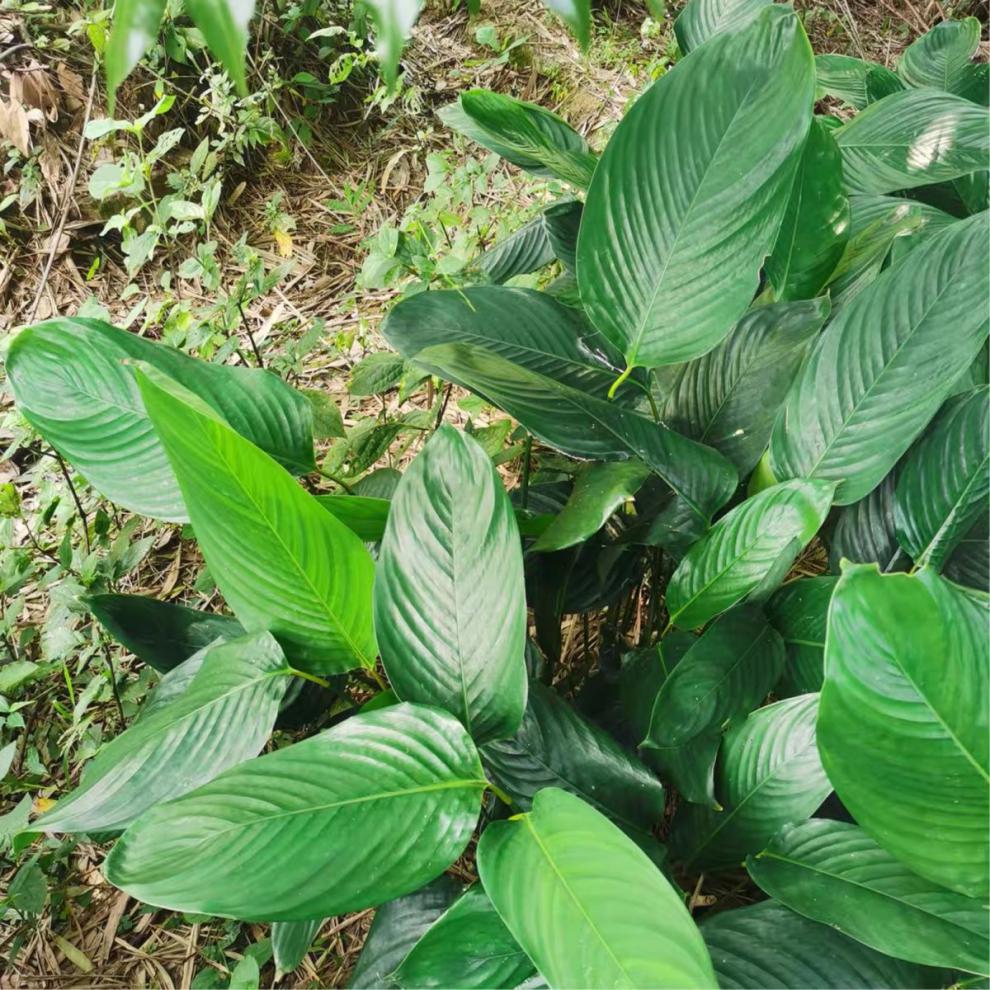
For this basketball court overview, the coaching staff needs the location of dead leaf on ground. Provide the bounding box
[0,98,31,155]
[9,61,60,122]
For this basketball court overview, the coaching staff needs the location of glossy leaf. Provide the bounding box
[747,819,990,974]
[578,7,814,368]
[36,632,288,833]
[814,54,880,109]
[818,565,989,897]
[395,884,534,989]
[135,366,376,675]
[315,494,391,543]
[6,318,315,521]
[829,472,908,573]
[834,88,989,194]
[666,480,835,629]
[85,594,243,674]
[482,680,665,833]
[375,426,527,743]
[272,919,323,975]
[670,694,830,869]
[770,213,990,504]
[542,199,582,272]
[898,18,985,102]
[701,899,942,989]
[186,0,255,94]
[945,514,989,591]
[363,0,422,88]
[894,386,989,569]
[532,462,650,552]
[674,0,771,54]
[478,218,555,284]
[416,343,738,527]
[477,788,716,990]
[106,0,166,104]
[105,704,487,920]
[766,576,837,696]
[766,118,849,301]
[659,299,830,474]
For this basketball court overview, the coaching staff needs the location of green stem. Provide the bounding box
[487,781,514,806]
[520,435,533,509]
[368,666,388,691]
[288,667,331,688]
[607,364,634,400]
[318,469,354,493]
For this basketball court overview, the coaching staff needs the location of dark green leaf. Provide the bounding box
[349,353,407,396]
[898,18,985,103]
[106,0,167,105]
[272,919,322,975]
[674,0,771,54]
[829,472,908,573]
[766,576,837,696]
[814,54,881,109]
[477,218,555,284]
[186,0,255,93]
[945,514,989,591]
[542,199,582,273]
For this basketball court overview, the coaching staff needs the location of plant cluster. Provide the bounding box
[3,1,989,987]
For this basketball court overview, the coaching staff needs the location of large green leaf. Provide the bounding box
[818,565,989,897]
[897,18,986,104]
[828,473,908,573]
[106,0,166,104]
[395,884,534,989]
[814,54,881,109]
[186,0,255,94]
[383,287,628,400]
[135,366,376,675]
[477,218,555,285]
[945,514,989,591]
[439,90,596,187]
[769,213,990,504]
[315,494,392,543]
[765,576,837,696]
[848,193,958,246]
[375,426,527,744]
[644,606,783,750]
[670,694,830,870]
[658,299,829,474]
[482,680,665,833]
[765,118,849,301]
[542,199,582,272]
[701,899,943,989]
[834,89,989,194]
[416,343,737,526]
[477,788,716,989]
[747,819,990,974]
[272,919,323,976]
[105,704,487,920]
[577,6,814,368]
[666,480,835,629]
[85,593,243,674]
[894,386,989,569]
[674,0,771,54]
[5,318,315,521]
[36,632,288,833]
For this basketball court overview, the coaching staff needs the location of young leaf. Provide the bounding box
[85,594,244,674]
[897,18,985,103]
[481,680,666,833]
[106,0,167,106]
[674,0,771,53]
[670,694,831,869]
[362,0,423,89]
[375,426,527,744]
[769,213,990,504]
[186,0,255,94]
[665,480,835,630]
[135,366,376,675]
[478,789,716,989]
[35,632,289,833]
[701,899,943,989]
[394,884,535,990]
[272,919,322,976]
[577,6,814,368]
[105,704,487,920]
[6,318,315,521]
[747,819,990,974]
[834,89,989,194]
[894,386,989,570]
[765,575,837,696]
[765,119,849,301]
[817,565,989,898]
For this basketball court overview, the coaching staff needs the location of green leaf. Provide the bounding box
[945,514,989,591]
[314,494,391,543]
[829,472,908,572]
[186,0,255,94]
[542,199,582,273]
[383,287,629,400]
[766,576,837,696]
[5,318,314,521]
[644,605,784,750]
[349,353,407,396]
[818,565,989,898]
[482,681,666,833]
[578,6,814,368]
[477,218,555,284]
[666,480,835,629]
[106,0,167,106]
[747,819,990,974]
[395,884,534,989]
[85,593,243,674]
[363,0,423,88]
[674,0,771,54]
[440,90,596,187]
[541,0,591,49]
[898,18,985,103]
[894,386,989,569]
[416,343,738,527]
[834,89,989,194]
[658,299,830,475]
[766,119,849,301]
[135,365,376,675]
[701,899,943,989]
[36,632,288,833]
[532,462,650,552]
[477,788,716,989]
[814,54,881,109]
[375,426,527,743]
[349,878,460,989]
[105,704,486,920]
[670,694,830,869]
[272,919,322,975]
[770,213,990,504]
